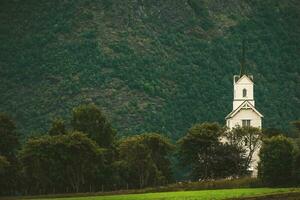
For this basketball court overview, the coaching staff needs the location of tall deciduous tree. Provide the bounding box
[178,122,222,180]
[178,122,247,180]
[258,135,294,186]
[0,155,10,195]
[0,113,19,158]
[71,104,115,148]
[224,126,262,172]
[118,133,174,189]
[20,132,104,194]
[212,143,247,178]
[0,113,20,195]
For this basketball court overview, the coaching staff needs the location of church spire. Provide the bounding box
[239,39,247,77]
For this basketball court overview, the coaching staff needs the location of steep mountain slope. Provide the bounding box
[0,0,299,139]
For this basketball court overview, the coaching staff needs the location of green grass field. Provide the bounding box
[33,188,300,200]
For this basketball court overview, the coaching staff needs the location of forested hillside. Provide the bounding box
[0,0,299,139]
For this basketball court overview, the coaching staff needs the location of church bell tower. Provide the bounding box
[225,41,263,130]
[233,74,254,110]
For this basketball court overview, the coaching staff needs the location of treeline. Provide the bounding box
[0,104,300,196]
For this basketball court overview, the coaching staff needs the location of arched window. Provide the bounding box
[244,138,248,146]
[243,88,247,97]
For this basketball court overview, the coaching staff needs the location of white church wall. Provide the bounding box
[234,84,253,99]
[233,100,255,111]
[233,76,254,110]
[228,109,262,129]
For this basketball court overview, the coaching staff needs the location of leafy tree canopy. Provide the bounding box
[0,113,19,158]
[20,131,105,193]
[48,117,66,136]
[118,133,174,188]
[258,135,294,186]
[71,104,116,148]
[178,122,247,180]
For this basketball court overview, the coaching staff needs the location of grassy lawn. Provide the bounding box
[32,188,300,200]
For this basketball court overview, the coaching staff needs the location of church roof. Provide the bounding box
[235,74,253,84]
[225,100,263,119]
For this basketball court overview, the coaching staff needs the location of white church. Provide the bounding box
[225,74,263,129]
[225,73,263,176]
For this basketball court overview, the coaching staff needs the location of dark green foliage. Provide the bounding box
[262,128,284,138]
[157,177,261,192]
[0,114,20,196]
[117,133,174,189]
[178,122,248,180]
[71,104,115,148]
[48,118,66,136]
[0,113,19,158]
[0,155,9,173]
[0,155,10,195]
[291,120,300,137]
[0,0,299,139]
[291,121,300,133]
[19,131,105,194]
[258,135,294,186]
[294,152,300,185]
[212,144,248,178]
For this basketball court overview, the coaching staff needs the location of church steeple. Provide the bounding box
[239,39,247,76]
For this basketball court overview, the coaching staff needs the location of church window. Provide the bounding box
[242,120,251,127]
[244,138,248,146]
[243,88,247,97]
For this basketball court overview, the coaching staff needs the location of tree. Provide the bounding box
[213,143,248,178]
[262,127,283,138]
[0,113,20,195]
[142,133,174,182]
[258,135,294,186]
[0,113,19,158]
[178,122,219,180]
[294,152,300,185]
[178,122,248,180]
[71,104,115,148]
[71,104,117,190]
[0,155,9,174]
[48,118,66,136]
[118,133,174,189]
[292,121,300,185]
[20,132,105,194]
[0,155,10,195]
[224,126,262,172]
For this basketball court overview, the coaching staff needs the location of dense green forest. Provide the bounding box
[0,0,299,139]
